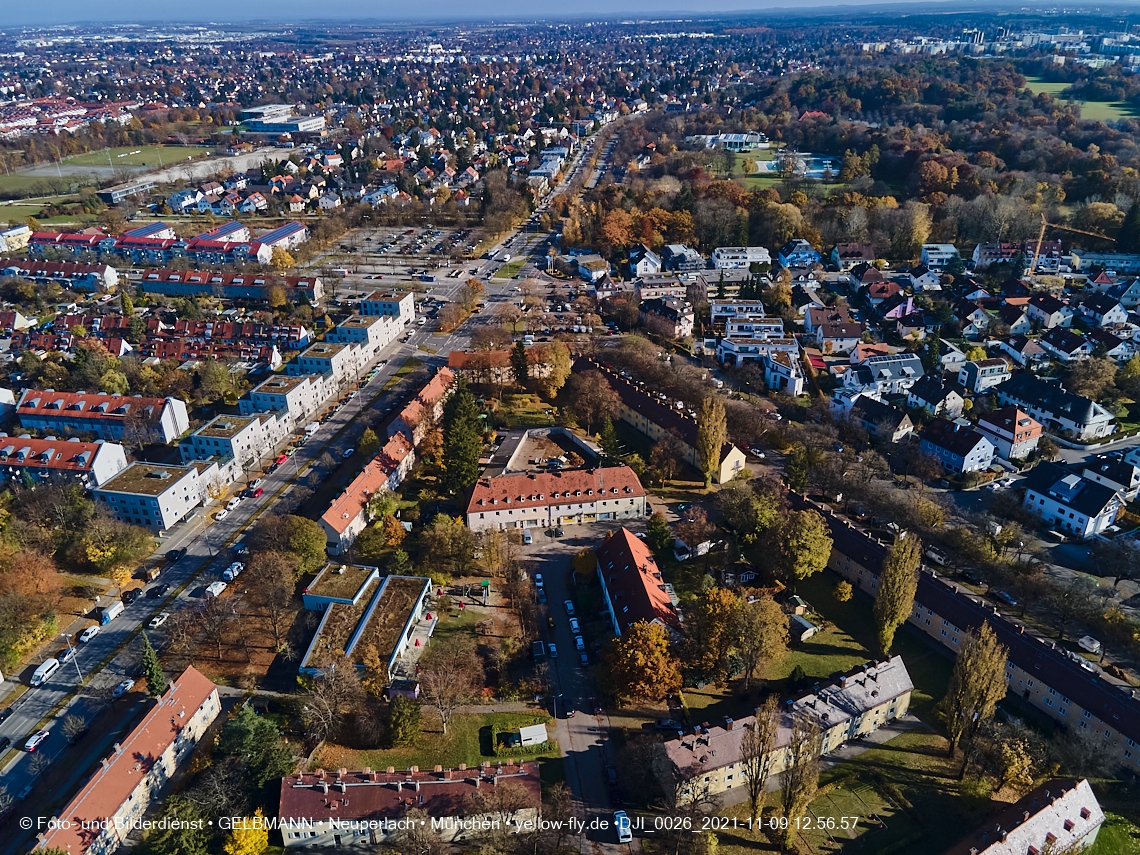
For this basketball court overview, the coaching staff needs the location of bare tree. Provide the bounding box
[779,714,822,847]
[303,659,365,742]
[61,714,88,744]
[248,550,300,647]
[741,696,780,818]
[418,636,482,735]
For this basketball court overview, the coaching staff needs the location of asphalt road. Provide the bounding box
[0,336,420,838]
[0,133,604,841]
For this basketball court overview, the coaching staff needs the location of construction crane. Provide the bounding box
[1026,213,1112,278]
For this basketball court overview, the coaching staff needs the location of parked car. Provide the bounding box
[575,635,585,651]
[122,589,141,604]
[569,617,580,634]
[166,548,186,562]
[215,509,230,521]
[79,625,100,643]
[534,573,544,588]
[24,730,50,752]
[549,643,558,658]
[113,679,135,698]
[614,811,632,843]
[226,496,242,510]
[60,645,77,664]
[249,478,263,490]
[342,448,355,459]
[564,600,575,615]
[149,613,170,629]
[992,590,1018,607]
[656,719,683,730]
[555,526,565,537]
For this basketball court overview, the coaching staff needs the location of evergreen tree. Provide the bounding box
[716,269,726,299]
[120,289,134,317]
[147,797,211,855]
[141,632,166,697]
[598,418,620,458]
[646,512,672,554]
[510,340,529,386]
[440,380,483,495]
[387,696,423,746]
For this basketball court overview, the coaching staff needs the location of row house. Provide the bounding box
[136,269,324,302]
[387,368,456,447]
[286,342,364,386]
[583,359,747,484]
[0,434,128,488]
[466,467,648,533]
[803,492,1140,775]
[17,390,189,444]
[320,433,415,554]
[1,258,118,291]
[654,657,913,802]
[239,373,336,427]
[141,339,281,369]
[180,413,291,482]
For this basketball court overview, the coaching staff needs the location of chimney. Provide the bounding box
[725,718,734,731]
[459,764,467,771]
[114,742,122,753]
[434,765,444,773]
[363,767,372,774]
[444,769,452,779]
[1023,811,1030,822]
[338,767,347,779]
[387,766,396,774]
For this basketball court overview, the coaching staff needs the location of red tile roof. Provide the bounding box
[278,763,541,825]
[467,466,645,517]
[595,527,680,634]
[39,667,217,855]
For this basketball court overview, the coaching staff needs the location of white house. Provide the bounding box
[361,290,416,325]
[1022,462,1123,539]
[711,246,772,270]
[1027,295,1075,329]
[995,375,1115,441]
[920,418,995,475]
[920,244,960,270]
[958,358,1012,393]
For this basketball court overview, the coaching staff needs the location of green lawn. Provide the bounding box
[497,258,526,279]
[382,356,423,391]
[1088,813,1140,855]
[498,392,555,428]
[1023,76,1138,122]
[65,145,213,167]
[316,710,560,771]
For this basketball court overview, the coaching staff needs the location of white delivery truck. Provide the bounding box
[98,600,125,625]
[305,422,320,439]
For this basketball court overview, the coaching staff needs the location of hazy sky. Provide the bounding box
[0,0,959,28]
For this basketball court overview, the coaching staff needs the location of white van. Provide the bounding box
[31,658,61,687]
[223,562,244,582]
[523,529,533,545]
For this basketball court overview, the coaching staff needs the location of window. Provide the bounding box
[1083,710,1092,719]
[1044,698,1054,707]
[1079,721,1088,730]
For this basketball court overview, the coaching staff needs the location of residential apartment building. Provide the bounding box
[94,462,215,532]
[1071,250,1140,274]
[583,360,747,484]
[360,290,415,325]
[325,314,402,357]
[976,407,1043,460]
[831,242,875,271]
[762,350,806,395]
[662,243,705,272]
[803,491,1140,776]
[1022,462,1123,539]
[777,239,821,268]
[180,414,289,479]
[709,299,767,328]
[958,358,1012,393]
[320,433,415,553]
[466,466,648,533]
[239,373,334,426]
[710,246,772,270]
[35,668,220,855]
[16,391,189,444]
[0,258,119,291]
[716,336,797,367]
[639,297,694,339]
[995,375,1116,441]
[135,269,324,302]
[920,243,961,270]
[843,353,925,396]
[388,368,456,446]
[595,527,681,637]
[654,657,913,801]
[848,395,914,443]
[941,779,1103,855]
[920,419,995,475]
[0,435,128,488]
[277,764,541,848]
[634,275,689,301]
[286,342,363,385]
[1080,459,1140,502]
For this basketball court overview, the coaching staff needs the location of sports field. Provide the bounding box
[66,145,212,167]
[1023,76,1137,122]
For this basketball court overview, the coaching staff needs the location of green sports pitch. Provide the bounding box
[65,145,213,167]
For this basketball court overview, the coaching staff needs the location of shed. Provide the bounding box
[519,723,549,746]
[790,615,820,643]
